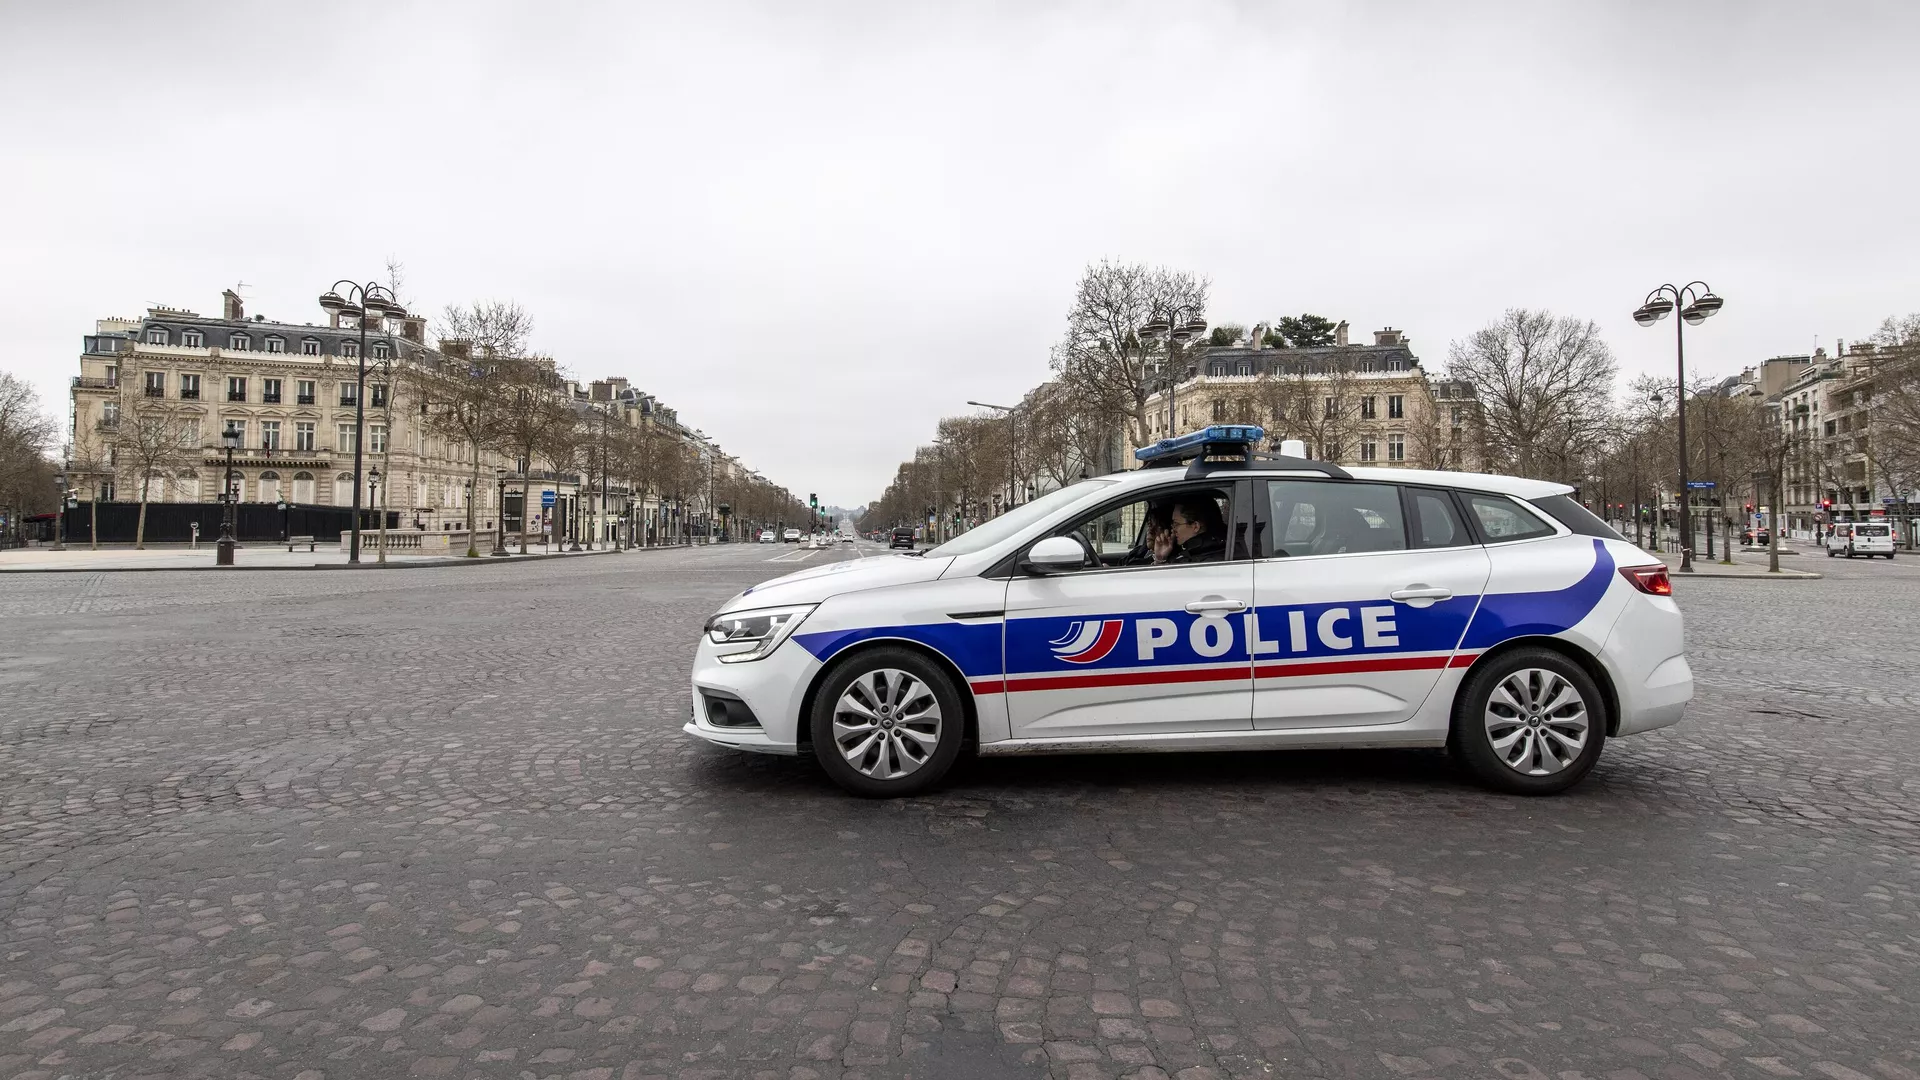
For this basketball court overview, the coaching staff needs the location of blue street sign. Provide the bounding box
[541,490,557,507]
[1686,481,1717,489]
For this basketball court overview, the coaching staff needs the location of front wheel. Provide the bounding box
[1450,648,1606,795]
[810,648,965,797]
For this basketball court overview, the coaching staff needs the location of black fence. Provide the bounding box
[55,502,398,545]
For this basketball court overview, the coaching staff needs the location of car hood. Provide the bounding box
[718,553,955,612]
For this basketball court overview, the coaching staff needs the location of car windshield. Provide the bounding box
[922,479,1117,558]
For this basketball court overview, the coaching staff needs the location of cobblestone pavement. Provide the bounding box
[3,543,1917,1080]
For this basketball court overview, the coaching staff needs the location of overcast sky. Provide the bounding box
[3,0,1915,504]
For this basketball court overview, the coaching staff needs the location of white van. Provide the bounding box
[1826,521,1896,559]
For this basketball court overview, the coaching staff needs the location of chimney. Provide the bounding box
[1334,320,1349,347]
[222,289,244,321]
[1250,322,1270,348]
[1373,327,1403,346]
[400,316,425,343]
[441,339,472,361]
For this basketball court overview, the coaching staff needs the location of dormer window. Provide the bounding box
[146,328,169,345]
[265,336,286,353]
[371,341,391,359]
[1386,357,1408,371]
[182,329,204,347]
[342,341,359,358]
[230,333,250,351]
[301,338,320,356]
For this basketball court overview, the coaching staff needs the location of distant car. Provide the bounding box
[783,528,801,543]
[758,529,776,543]
[889,527,916,549]
[1828,521,1895,559]
[1741,527,1770,547]
[840,533,854,543]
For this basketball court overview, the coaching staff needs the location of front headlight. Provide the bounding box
[704,604,815,663]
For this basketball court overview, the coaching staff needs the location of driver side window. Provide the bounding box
[1048,485,1237,572]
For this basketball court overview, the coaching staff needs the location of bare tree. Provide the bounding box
[0,371,59,542]
[493,357,570,553]
[114,391,197,549]
[1447,309,1619,483]
[1050,261,1209,449]
[412,348,511,556]
[68,422,114,549]
[438,300,533,360]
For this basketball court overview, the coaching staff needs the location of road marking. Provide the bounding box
[766,549,821,563]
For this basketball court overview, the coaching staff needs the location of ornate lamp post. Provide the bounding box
[217,427,240,566]
[1137,308,1208,439]
[317,280,406,565]
[368,466,384,564]
[51,472,68,551]
[967,400,1020,511]
[276,497,290,543]
[491,466,511,556]
[1632,282,1724,573]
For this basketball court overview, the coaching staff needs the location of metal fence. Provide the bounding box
[55,502,398,545]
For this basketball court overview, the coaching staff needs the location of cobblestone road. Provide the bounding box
[3,544,1917,1080]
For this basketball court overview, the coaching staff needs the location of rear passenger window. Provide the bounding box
[1465,494,1557,542]
[1408,489,1468,548]
[1265,480,1407,557]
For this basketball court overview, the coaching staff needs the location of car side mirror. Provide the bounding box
[1024,535,1086,575]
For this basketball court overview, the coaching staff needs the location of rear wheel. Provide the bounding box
[1450,648,1606,795]
[810,648,964,797]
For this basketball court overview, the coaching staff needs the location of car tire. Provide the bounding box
[1449,647,1607,796]
[1826,548,1836,557]
[810,647,965,798]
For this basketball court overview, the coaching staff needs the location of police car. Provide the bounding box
[688,426,1690,797]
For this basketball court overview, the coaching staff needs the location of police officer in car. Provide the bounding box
[1165,494,1226,563]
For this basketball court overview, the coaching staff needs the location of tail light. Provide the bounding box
[1619,564,1672,596]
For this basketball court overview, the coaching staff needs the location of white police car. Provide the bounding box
[688,426,1690,797]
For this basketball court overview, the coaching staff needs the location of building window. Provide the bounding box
[1386,357,1407,371]
[338,424,358,453]
[265,336,285,353]
[1451,405,1464,424]
[1389,394,1404,419]
[1360,439,1378,462]
[296,380,316,405]
[339,382,358,407]
[146,327,169,345]
[1211,400,1226,421]
[371,383,388,408]
[101,400,120,427]
[1388,433,1406,462]
[182,329,203,347]
[105,365,118,387]
[302,338,320,356]
[1359,359,1376,373]
[179,418,201,448]
[260,421,281,451]
[295,422,316,452]
[1324,441,1342,462]
[342,340,359,358]
[259,471,282,503]
[1235,361,1252,377]
[292,471,315,502]
[1323,397,1337,418]
[179,374,201,400]
[1361,396,1377,419]
[262,378,282,404]
[372,341,390,359]
[227,376,247,402]
[335,473,356,505]
[144,371,166,397]
[369,424,388,453]
[230,333,250,351]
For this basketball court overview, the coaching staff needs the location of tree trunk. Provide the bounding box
[466,459,482,557]
[135,497,148,549]
[89,495,98,550]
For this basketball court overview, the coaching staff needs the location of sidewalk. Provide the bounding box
[0,544,629,573]
[1648,550,1821,580]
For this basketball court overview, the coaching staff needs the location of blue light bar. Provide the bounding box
[1134,424,1266,463]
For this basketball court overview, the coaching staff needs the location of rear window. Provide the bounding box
[1854,524,1890,536]
[1465,494,1557,542]
[1530,494,1624,540]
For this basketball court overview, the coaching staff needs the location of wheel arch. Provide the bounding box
[795,637,979,751]
[1454,635,1622,737]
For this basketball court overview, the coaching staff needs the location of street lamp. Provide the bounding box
[318,279,406,565]
[1137,307,1208,439]
[217,427,241,566]
[368,466,384,563]
[491,466,512,556]
[1632,281,1724,573]
[276,498,290,543]
[51,472,68,551]
[967,400,1020,512]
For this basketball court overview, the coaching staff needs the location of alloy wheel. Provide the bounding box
[832,668,943,780]
[1483,667,1590,776]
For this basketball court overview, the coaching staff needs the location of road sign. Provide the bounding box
[1686,481,1717,489]
[541,490,557,507]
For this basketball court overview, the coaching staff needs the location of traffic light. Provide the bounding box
[1744,503,1753,513]
[809,493,817,508]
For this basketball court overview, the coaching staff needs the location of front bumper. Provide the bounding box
[684,634,818,755]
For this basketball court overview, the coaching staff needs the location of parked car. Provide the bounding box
[758,529,776,543]
[1827,521,1895,559]
[889,527,917,549]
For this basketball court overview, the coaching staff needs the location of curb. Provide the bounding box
[0,547,635,574]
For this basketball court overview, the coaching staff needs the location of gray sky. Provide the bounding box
[3,0,1915,504]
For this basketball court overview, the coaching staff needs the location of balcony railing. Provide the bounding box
[72,376,118,390]
[227,392,247,402]
[339,396,357,407]
[144,386,165,398]
[297,395,316,405]
[263,394,282,404]
[179,389,200,400]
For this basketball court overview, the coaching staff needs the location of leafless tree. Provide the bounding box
[493,357,570,553]
[68,422,114,549]
[438,300,533,360]
[1050,261,1209,449]
[412,348,510,556]
[1447,309,1619,483]
[0,371,58,541]
[113,391,197,549]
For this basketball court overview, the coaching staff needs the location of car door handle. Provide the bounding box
[1389,585,1452,605]
[1185,598,1248,614]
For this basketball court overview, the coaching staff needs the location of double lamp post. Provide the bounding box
[1631,282,1724,573]
[317,280,406,565]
